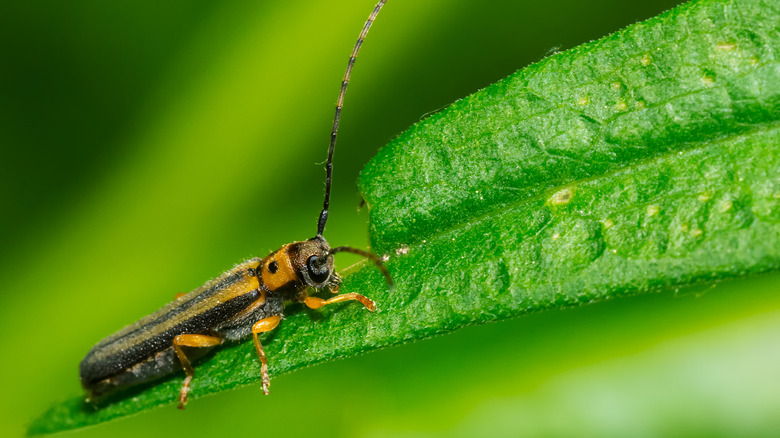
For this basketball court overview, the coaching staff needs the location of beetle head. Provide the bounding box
[290,236,335,288]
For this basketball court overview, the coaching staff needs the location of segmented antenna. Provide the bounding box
[330,246,394,287]
[317,0,387,237]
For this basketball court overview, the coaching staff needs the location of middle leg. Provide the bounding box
[252,315,281,395]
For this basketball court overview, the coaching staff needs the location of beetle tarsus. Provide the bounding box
[178,375,192,409]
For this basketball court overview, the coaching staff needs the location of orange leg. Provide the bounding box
[252,316,281,395]
[174,292,187,300]
[172,334,224,409]
[304,293,376,312]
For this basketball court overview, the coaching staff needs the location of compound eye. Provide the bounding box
[306,255,330,284]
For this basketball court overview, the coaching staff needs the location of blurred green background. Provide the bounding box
[4,0,780,436]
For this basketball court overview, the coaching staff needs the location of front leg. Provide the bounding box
[301,289,376,312]
[328,272,342,294]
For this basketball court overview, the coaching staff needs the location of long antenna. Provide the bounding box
[317,0,387,237]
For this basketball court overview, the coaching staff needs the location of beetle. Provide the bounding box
[79,0,391,410]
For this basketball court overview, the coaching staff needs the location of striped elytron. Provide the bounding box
[80,0,392,410]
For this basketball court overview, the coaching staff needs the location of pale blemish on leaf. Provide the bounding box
[549,188,574,205]
[646,204,660,217]
[716,41,737,51]
[701,72,716,85]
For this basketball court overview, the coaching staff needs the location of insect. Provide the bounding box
[79,0,392,410]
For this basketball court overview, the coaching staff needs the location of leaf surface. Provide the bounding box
[29,0,780,434]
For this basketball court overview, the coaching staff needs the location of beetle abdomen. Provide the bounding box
[80,260,262,391]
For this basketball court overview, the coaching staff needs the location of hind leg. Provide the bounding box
[172,334,224,409]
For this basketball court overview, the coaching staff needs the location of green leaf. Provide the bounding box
[361,0,780,252]
[29,0,780,434]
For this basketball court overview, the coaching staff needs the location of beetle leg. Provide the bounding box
[328,273,342,294]
[252,316,281,395]
[303,292,376,312]
[172,334,224,409]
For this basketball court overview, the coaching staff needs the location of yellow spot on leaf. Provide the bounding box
[716,41,737,51]
[640,53,652,66]
[691,228,703,238]
[698,193,711,202]
[549,188,574,205]
[602,219,614,229]
[577,95,590,106]
[615,100,628,111]
[646,204,660,217]
[719,200,733,212]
